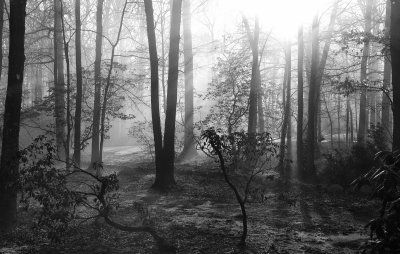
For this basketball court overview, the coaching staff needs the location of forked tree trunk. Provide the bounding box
[153,0,183,190]
[391,0,400,151]
[0,0,27,233]
[90,0,104,169]
[73,0,83,167]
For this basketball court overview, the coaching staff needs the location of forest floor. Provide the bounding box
[0,146,379,254]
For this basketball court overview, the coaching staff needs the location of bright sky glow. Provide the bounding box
[219,0,335,39]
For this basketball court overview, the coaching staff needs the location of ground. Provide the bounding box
[0,146,379,254]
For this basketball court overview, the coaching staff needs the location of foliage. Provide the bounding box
[199,127,278,246]
[352,150,400,253]
[199,51,251,134]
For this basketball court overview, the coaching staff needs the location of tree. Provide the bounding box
[306,15,319,175]
[156,0,183,189]
[391,0,400,150]
[73,0,83,167]
[179,0,197,161]
[243,17,260,134]
[297,25,305,174]
[0,0,28,232]
[357,0,373,148]
[90,0,104,169]
[54,0,66,160]
[144,0,163,186]
[0,0,4,81]
[144,0,183,190]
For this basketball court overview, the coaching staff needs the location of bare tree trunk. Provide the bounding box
[346,96,350,147]
[55,0,66,160]
[306,15,319,176]
[90,0,104,169]
[382,0,392,150]
[144,0,163,187]
[73,0,83,167]
[0,0,4,81]
[297,25,305,174]
[337,94,341,149]
[358,0,372,148]
[391,0,400,151]
[179,0,197,161]
[153,0,183,190]
[0,0,27,233]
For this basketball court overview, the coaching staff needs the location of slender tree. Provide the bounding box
[297,25,304,174]
[179,0,197,161]
[0,0,28,232]
[54,0,66,160]
[90,0,104,169]
[306,15,319,175]
[144,0,163,186]
[357,0,373,147]
[391,0,400,150]
[382,0,391,150]
[0,0,4,81]
[73,0,83,167]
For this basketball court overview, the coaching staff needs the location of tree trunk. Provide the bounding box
[179,0,197,161]
[297,26,304,175]
[153,0,183,190]
[358,0,372,148]
[306,15,319,176]
[0,0,27,233]
[382,0,391,150]
[243,17,260,134]
[0,0,4,81]
[391,0,400,151]
[279,41,291,173]
[73,0,83,167]
[90,0,104,168]
[144,0,163,186]
[54,0,66,160]
[100,0,128,162]
[337,94,341,149]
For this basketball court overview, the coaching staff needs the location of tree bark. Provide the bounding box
[297,26,305,175]
[358,0,372,148]
[144,0,163,186]
[73,0,83,167]
[0,0,4,81]
[153,0,183,190]
[0,0,27,233]
[391,0,400,151]
[90,0,104,168]
[54,0,66,160]
[179,0,197,161]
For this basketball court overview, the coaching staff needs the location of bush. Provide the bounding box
[352,150,400,253]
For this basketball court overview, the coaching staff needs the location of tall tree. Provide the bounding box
[144,0,163,186]
[179,0,197,161]
[155,0,183,189]
[243,17,261,134]
[0,0,4,81]
[73,0,83,167]
[297,26,305,174]
[306,15,319,175]
[0,0,28,232]
[391,0,400,150]
[357,0,373,147]
[90,0,104,169]
[54,0,66,160]
[382,0,391,150]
